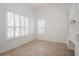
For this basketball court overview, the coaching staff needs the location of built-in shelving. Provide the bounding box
[68,3,79,56]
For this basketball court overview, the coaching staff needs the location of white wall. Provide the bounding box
[35,4,70,43]
[0,3,35,53]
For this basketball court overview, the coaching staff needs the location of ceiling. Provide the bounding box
[26,3,49,9]
[26,3,72,9]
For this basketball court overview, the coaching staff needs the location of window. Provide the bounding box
[38,20,45,34]
[7,11,29,39]
[7,11,14,38]
[15,14,20,37]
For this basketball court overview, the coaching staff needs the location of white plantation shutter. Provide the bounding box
[7,11,14,38]
[15,28,20,37]
[7,11,14,26]
[15,14,20,27]
[38,20,45,34]
[21,16,25,27]
[7,27,14,38]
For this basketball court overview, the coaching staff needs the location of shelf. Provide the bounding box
[69,38,75,44]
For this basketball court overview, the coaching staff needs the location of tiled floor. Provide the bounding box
[0,40,74,56]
